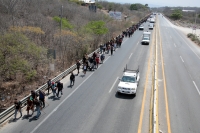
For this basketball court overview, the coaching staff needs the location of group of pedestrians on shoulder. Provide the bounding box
[14,89,46,120]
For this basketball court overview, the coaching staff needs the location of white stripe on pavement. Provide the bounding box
[174,43,176,47]
[180,56,184,62]
[129,53,133,59]
[109,77,119,93]
[193,81,200,95]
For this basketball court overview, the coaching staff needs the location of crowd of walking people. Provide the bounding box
[13,15,150,121]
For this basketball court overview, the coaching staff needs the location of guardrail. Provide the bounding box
[0,14,152,124]
[0,48,100,124]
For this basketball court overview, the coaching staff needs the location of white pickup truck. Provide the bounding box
[117,66,140,96]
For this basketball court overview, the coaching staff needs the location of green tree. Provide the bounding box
[130,4,138,10]
[145,4,148,7]
[53,16,73,30]
[85,20,108,35]
[96,3,103,10]
[171,9,182,20]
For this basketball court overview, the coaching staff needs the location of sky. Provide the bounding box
[105,0,200,7]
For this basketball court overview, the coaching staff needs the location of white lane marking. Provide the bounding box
[109,77,119,93]
[137,41,139,45]
[180,56,184,62]
[193,81,200,95]
[129,53,133,59]
[31,73,94,133]
[174,43,176,47]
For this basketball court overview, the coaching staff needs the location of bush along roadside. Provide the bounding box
[187,33,200,45]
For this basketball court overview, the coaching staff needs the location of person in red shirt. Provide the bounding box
[95,56,100,68]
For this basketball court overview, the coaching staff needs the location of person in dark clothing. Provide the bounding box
[57,81,63,97]
[14,99,22,120]
[70,72,75,86]
[76,60,81,75]
[39,90,45,108]
[47,79,52,95]
[111,45,114,55]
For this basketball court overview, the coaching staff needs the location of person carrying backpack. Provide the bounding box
[57,81,63,97]
[13,99,22,120]
[39,90,45,108]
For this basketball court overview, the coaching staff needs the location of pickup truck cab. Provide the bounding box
[117,66,140,96]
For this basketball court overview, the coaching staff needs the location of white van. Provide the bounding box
[149,23,154,30]
[141,32,151,45]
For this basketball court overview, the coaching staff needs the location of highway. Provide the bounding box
[2,14,200,133]
[157,15,200,133]
[0,22,154,133]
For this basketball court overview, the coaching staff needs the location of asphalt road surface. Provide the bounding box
[157,14,200,133]
[0,22,154,133]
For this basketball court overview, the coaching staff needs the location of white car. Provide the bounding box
[117,66,140,96]
[139,25,144,30]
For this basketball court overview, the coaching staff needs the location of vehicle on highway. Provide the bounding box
[149,23,154,30]
[150,18,155,23]
[117,65,140,96]
[141,31,151,45]
[138,25,144,30]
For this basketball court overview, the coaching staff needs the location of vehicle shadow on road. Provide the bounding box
[115,92,135,99]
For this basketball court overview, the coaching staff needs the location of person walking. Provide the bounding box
[100,53,105,64]
[57,81,63,97]
[70,72,75,86]
[47,79,52,95]
[38,90,45,108]
[83,63,87,75]
[26,97,34,116]
[95,56,100,68]
[13,99,22,120]
[111,45,114,56]
[34,98,41,120]
[76,60,81,75]
[51,82,57,97]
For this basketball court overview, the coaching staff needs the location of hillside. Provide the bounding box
[0,0,149,111]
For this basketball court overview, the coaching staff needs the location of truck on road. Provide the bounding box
[117,65,140,96]
[141,31,151,45]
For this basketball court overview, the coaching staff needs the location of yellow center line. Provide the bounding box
[156,17,159,133]
[158,18,172,133]
[137,21,155,133]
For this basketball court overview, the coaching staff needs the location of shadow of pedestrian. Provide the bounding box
[67,85,72,88]
[21,115,31,120]
[29,116,38,122]
[8,117,19,123]
[48,96,55,99]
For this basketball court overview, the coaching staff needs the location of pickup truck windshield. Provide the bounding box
[121,76,136,83]
[143,37,149,40]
